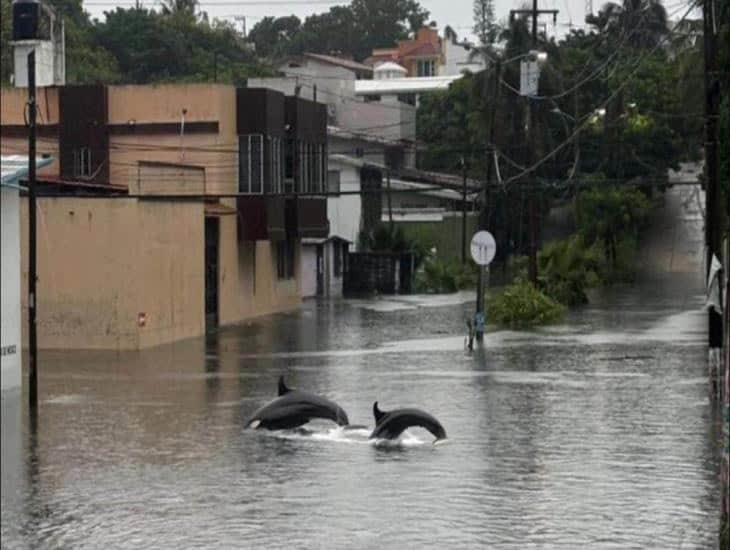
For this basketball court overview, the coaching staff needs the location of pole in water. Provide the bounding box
[27,50,38,410]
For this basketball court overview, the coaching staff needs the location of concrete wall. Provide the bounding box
[19,197,205,350]
[327,160,362,246]
[1,87,60,179]
[397,212,479,262]
[249,75,416,142]
[300,245,318,298]
[441,39,485,76]
[108,84,238,195]
[217,215,301,325]
[1,187,22,391]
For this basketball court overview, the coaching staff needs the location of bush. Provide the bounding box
[414,258,478,293]
[487,278,565,328]
[538,235,603,306]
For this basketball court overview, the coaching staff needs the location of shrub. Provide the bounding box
[487,278,565,328]
[538,235,603,305]
[414,258,478,293]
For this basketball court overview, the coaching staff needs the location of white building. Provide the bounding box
[1,155,53,392]
[250,54,418,298]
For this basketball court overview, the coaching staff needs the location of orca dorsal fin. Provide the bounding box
[278,376,292,396]
[373,401,386,424]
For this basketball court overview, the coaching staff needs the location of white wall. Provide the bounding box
[327,160,362,247]
[1,187,21,391]
[250,62,416,142]
[300,245,318,298]
[13,41,56,87]
[441,39,485,76]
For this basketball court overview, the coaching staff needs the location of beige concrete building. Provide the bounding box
[0,84,328,350]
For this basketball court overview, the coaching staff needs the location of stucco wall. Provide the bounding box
[107,84,238,195]
[1,187,22,391]
[19,197,205,350]
[300,245,318,298]
[327,161,362,246]
[217,212,301,325]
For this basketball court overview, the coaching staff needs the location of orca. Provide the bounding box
[244,376,350,430]
[369,401,447,442]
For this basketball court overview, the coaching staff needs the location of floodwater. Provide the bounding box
[1,273,722,549]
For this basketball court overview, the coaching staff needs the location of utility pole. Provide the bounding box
[703,0,723,350]
[511,4,556,285]
[475,58,501,341]
[461,156,468,264]
[27,51,38,410]
[386,169,393,230]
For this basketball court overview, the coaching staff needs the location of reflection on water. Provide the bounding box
[0,282,722,549]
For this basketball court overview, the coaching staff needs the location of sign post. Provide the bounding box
[470,231,497,342]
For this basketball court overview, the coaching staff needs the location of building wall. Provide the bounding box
[1,187,22,391]
[249,75,416,142]
[107,84,238,195]
[19,197,205,350]
[300,245,318,298]
[218,215,301,325]
[327,160,362,246]
[1,87,60,178]
[397,212,479,262]
[441,39,485,76]
[325,240,345,297]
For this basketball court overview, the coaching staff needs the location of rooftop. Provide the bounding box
[354,75,462,96]
[1,155,54,189]
[302,53,373,75]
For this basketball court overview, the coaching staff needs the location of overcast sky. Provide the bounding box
[82,0,696,44]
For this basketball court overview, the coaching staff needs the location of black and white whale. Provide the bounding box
[244,376,350,430]
[369,401,447,442]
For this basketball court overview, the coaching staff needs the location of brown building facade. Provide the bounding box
[365,27,444,77]
[0,83,328,350]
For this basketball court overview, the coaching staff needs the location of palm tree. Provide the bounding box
[160,0,198,17]
[587,0,668,49]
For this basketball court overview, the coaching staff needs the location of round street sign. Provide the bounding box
[470,231,497,266]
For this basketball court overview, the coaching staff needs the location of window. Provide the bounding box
[276,239,296,280]
[417,59,436,77]
[239,135,264,193]
[319,144,327,192]
[73,147,91,178]
[266,137,284,194]
[328,170,341,195]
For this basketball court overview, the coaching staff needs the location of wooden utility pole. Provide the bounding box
[27,51,38,410]
[511,3,557,285]
[386,169,393,230]
[528,0,540,285]
[475,58,502,341]
[461,156,468,264]
[703,0,723,349]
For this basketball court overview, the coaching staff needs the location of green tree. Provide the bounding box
[247,0,429,61]
[473,0,497,45]
[587,0,668,49]
[247,16,301,59]
[159,0,198,17]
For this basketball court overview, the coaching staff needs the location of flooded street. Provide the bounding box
[1,272,722,548]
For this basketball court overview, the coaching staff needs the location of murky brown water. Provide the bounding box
[1,275,722,549]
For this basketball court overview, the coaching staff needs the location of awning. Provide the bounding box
[1,155,55,190]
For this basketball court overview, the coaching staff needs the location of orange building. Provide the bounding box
[366,27,444,77]
[0,84,328,350]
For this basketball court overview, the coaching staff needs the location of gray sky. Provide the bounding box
[83,0,695,44]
